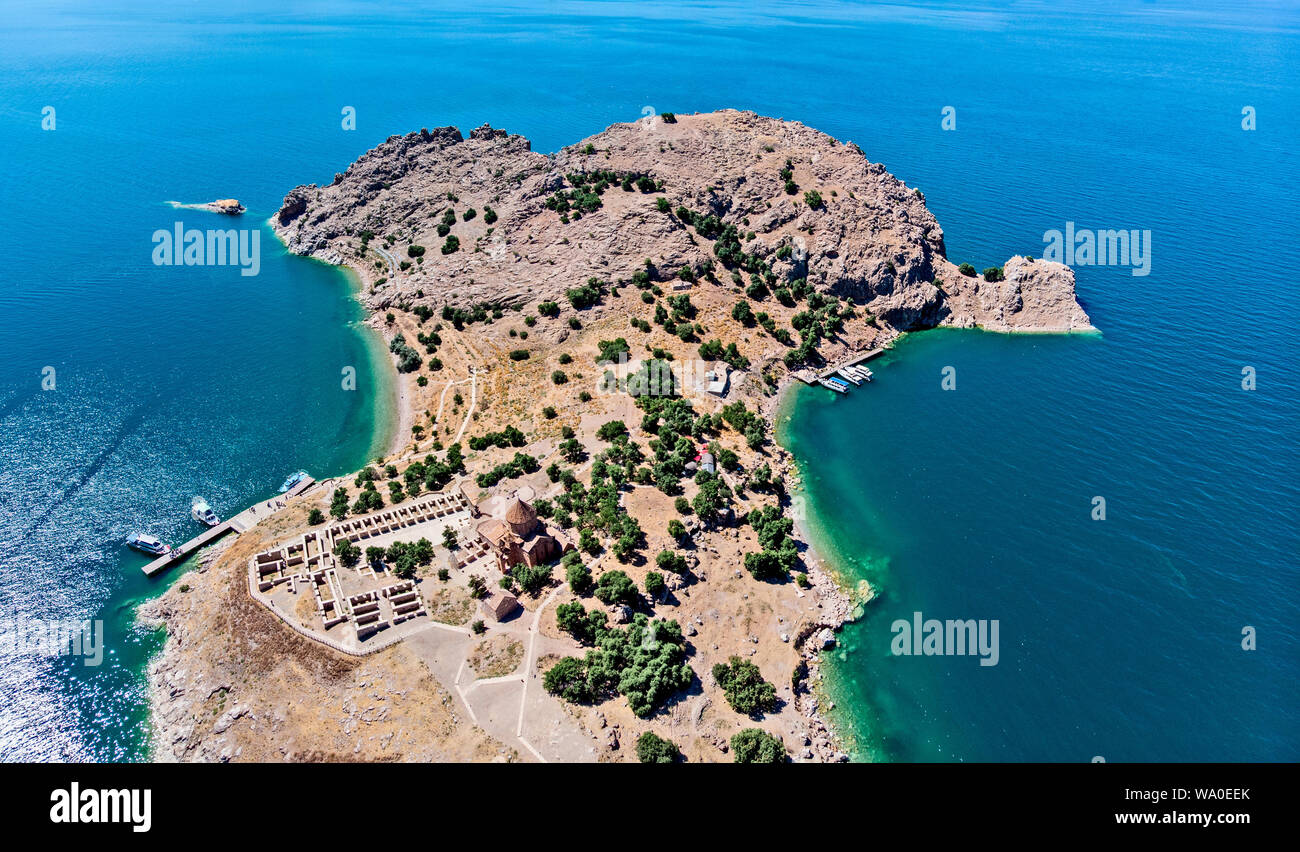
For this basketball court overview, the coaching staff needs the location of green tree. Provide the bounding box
[713,656,778,716]
[593,570,639,606]
[543,656,593,703]
[644,571,666,600]
[635,731,681,763]
[655,549,688,575]
[566,557,593,596]
[333,539,361,568]
[512,561,552,595]
[731,728,785,763]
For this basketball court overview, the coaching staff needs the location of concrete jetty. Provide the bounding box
[142,476,315,577]
[816,347,886,380]
[793,347,888,385]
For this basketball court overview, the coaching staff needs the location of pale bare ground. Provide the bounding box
[143,524,515,763]
[468,634,525,679]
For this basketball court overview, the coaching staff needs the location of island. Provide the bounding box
[141,110,1091,763]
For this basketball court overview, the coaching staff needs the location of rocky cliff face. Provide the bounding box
[274,109,1091,334]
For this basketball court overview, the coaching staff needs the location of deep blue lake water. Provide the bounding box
[1,0,1295,760]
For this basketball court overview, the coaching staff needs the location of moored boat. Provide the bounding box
[126,532,172,556]
[819,378,848,394]
[847,364,873,382]
[279,470,309,493]
[191,496,220,527]
[835,368,862,386]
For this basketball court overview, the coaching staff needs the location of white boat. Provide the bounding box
[127,532,172,556]
[279,470,308,493]
[847,364,873,382]
[835,368,862,386]
[818,378,848,394]
[191,496,220,527]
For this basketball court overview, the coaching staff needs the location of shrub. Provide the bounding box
[982,266,1004,282]
[958,263,977,277]
[713,657,778,716]
[538,301,560,317]
[509,349,530,361]
[389,334,423,373]
[804,189,823,209]
[595,338,630,363]
[566,280,603,309]
[731,728,785,763]
[655,549,688,575]
[441,235,460,254]
[551,370,568,385]
[731,300,755,326]
[462,208,476,221]
[636,731,681,763]
[471,619,486,635]
[307,508,325,525]
[644,571,666,599]
[595,420,627,441]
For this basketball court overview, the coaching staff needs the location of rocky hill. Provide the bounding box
[273,110,1092,337]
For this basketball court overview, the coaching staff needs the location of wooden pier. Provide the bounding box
[142,476,315,577]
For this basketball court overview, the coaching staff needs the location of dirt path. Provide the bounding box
[451,366,477,446]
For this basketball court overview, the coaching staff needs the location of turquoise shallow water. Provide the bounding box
[782,326,1298,762]
[1,0,1296,760]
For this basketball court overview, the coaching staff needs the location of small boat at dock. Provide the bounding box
[835,368,862,386]
[819,378,848,393]
[279,470,309,493]
[127,532,172,556]
[846,364,873,382]
[191,496,220,527]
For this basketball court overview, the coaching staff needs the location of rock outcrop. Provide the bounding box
[272,110,1091,335]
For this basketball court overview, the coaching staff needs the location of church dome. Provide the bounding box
[503,495,538,535]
